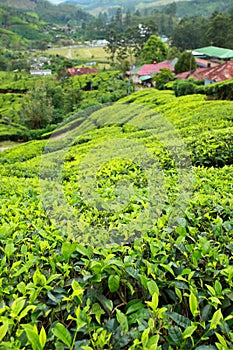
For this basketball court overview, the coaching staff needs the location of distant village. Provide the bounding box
[29,43,233,88]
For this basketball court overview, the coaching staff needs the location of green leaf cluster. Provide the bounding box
[0,89,232,349]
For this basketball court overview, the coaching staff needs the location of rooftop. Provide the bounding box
[175,61,233,83]
[200,60,233,82]
[193,46,233,60]
[137,59,177,76]
[67,67,98,76]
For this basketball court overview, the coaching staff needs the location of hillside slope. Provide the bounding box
[58,0,233,16]
[0,89,232,349]
[0,0,92,48]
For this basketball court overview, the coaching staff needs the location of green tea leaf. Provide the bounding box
[201,304,212,322]
[22,324,42,350]
[182,325,197,339]
[0,321,8,342]
[146,292,159,313]
[5,242,16,258]
[166,312,191,328]
[33,269,46,286]
[189,291,199,317]
[10,297,26,317]
[18,305,37,321]
[215,333,227,348]
[52,323,72,347]
[141,328,149,347]
[168,326,183,346]
[116,309,129,333]
[210,309,223,330]
[147,334,159,348]
[62,242,77,262]
[108,275,120,292]
[39,326,47,348]
[97,294,113,314]
[147,280,159,297]
[126,300,144,315]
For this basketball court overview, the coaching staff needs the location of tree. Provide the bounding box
[171,17,209,51]
[140,35,168,64]
[105,29,119,62]
[174,51,196,74]
[19,86,54,129]
[167,46,181,60]
[164,2,177,16]
[207,12,231,48]
[153,68,174,90]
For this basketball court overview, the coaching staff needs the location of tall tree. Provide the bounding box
[18,86,54,129]
[207,12,231,48]
[140,35,168,63]
[174,51,196,74]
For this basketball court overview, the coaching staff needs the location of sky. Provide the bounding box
[47,0,64,4]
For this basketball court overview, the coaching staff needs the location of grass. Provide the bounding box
[48,46,110,63]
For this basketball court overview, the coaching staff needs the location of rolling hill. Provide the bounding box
[0,0,92,48]
[0,88,232,348]
[48,0,233,17]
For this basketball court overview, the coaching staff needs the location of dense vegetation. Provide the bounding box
[0,70,132,140]
[58,0,233,18]
[0,0,92,48]
[0,89,232,349]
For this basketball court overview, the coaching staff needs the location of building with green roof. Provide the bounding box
[192,46,233,60]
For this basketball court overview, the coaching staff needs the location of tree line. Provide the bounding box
[86,7,233,60]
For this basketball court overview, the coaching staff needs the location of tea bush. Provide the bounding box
[0,89,232,349]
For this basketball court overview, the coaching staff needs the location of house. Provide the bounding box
[200,60,233,85]
[192,46,233,61]
[138,59,177,77]
[30,69,52,76]
[136,58,178,85]
[175,67,209,80]
[175,60,233,85]
[195,57,219,68]
[66,67,98,77]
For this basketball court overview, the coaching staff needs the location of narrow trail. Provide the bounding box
[66,49,72,59]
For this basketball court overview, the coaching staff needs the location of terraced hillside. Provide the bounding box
[0,90,232,349]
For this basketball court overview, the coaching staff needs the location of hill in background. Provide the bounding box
[0,0,92,48]
[54,0,233,17]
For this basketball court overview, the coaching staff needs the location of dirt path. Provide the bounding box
[66,49,72,59]
[49,129,73,140]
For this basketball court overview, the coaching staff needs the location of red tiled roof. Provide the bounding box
[138,60,175,76]
[200,60,233,82]
[175,68,209,80]
[175,61,233,82]
[67,67,98,76]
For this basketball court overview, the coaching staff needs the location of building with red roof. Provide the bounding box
[175,68,209,80]
[200,60,233,84]
[67,67,98,77]
[137,59,177,77]
[175,60,233,85]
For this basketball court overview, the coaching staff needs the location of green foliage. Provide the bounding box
[173,79,197,96]
[174,50,197,74]
[153,68,174,90]
[0,70,129,136]
[204,79,233,100]
[18,86,54,129]
[0,89,232,349]
[140,34,168,64]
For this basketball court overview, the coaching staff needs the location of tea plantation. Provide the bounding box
[0,90,232,349]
